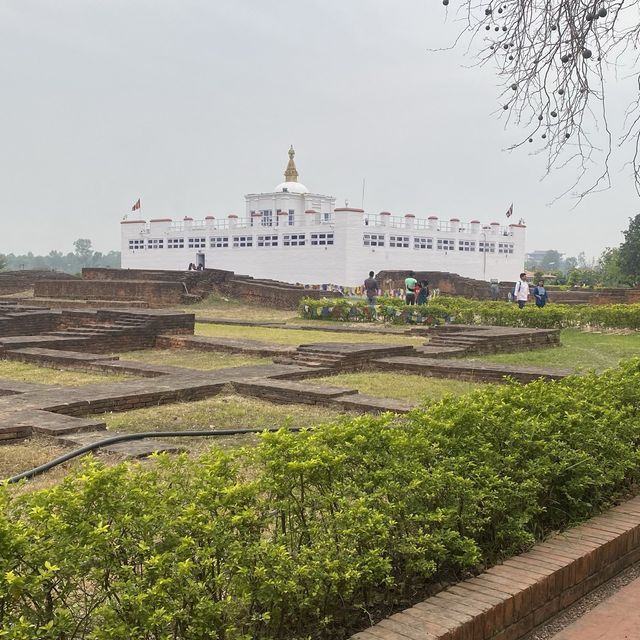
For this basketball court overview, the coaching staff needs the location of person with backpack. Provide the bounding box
[514,272,530,309]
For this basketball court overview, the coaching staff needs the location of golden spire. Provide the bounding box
[284,145,299,182]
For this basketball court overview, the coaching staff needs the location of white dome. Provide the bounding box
[274,181,309,194]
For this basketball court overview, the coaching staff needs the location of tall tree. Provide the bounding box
[441,1,640,195]
[618,214,640,283]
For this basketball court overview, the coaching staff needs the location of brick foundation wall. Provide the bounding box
[377,270,640,304]
[352,497,640,640]
[34,279,186,304]
[0,270,77,295]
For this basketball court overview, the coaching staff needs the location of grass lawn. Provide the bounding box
[179,295,296,323]
[463,328,640,372]
[195,322,425,346]
[104,393,354,454]
[0,360,130,386]
[117,349,271,370]
[0,437,122,494]
[312,371,485,403]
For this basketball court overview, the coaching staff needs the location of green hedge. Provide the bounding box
[299,296,640,329]
[3,360,640,638]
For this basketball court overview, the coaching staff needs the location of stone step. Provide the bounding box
[12,410,108,436]
[233,379,358,404]
[333,394,416,414]
[4,348,118,366]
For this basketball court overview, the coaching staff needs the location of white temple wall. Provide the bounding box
[121,213,525,286]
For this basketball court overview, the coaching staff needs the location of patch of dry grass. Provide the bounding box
[0,360,130,386]
[312,371,485,403]
[178,295,296,322]
[104,392,354,454]
[117,349,271,370]
[195,323,425,346]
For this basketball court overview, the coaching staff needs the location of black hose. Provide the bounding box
[5,427,303,485]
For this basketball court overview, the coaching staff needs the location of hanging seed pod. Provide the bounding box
[486,25,491,30]
[503,104,509,110]
[598,8,607,17]
[538,115,543,121]
[551,110,557,117]
[485,7,492,15]
[565,133,571,138]
[551,24,557,30]
[529,138,533,143]
[583,49,593,59]
[542,133,547,138]
[511,83,517,90]
[558,88,565,95]
[442,0,449,5]
[508,54,514,60]
[502,25,507,31]
[561,54,570,63]
[586,13,594,21]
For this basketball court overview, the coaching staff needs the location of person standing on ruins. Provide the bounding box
[514,272,530,309]
[364,271,379,318]
[405,271,418,305]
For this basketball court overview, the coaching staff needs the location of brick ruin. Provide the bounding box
[377,269,640,304]
[28,267,342,309]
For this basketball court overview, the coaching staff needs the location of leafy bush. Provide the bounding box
[3,360,640,638]
[299,296,640,330]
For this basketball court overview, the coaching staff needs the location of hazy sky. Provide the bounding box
[1,0,637,259]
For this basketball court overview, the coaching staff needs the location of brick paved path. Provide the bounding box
[549,576,640,639]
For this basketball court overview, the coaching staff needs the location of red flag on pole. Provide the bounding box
[505,203,513,218]
[132,199,141,212]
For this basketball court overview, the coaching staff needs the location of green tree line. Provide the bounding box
[527,214,640,287]
[0,239,120,275]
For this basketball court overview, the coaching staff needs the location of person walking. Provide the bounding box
[364,271,379,317]
[490,279,500,301]
[533,280,549,308]
[404,271,418,305]
[514,272,530,309]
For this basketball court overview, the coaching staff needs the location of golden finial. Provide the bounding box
[284,145,299,182]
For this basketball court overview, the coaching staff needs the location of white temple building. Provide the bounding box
[121,147,526,286]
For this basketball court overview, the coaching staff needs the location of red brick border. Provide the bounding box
[351,496,640,640]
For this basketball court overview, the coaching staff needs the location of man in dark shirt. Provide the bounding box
[364,271,379,317]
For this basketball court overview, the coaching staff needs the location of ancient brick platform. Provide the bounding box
[0,304,194,355]
[372,356,572,383]
[351,496,640,640]
[156,334,296,356]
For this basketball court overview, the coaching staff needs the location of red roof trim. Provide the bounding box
[470,220,481,223]
[121,220,146,224]
[509,223,527,228]
[404,213,416,218]
[428,216,439,220]
[490,222,500,225]
[305,209,317,213]
[379,211,392,215]
[334,207,365,213]
[205,215,215,219]
[450,218,460,222]
[228,214,238,218]
[149,218,172,223]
